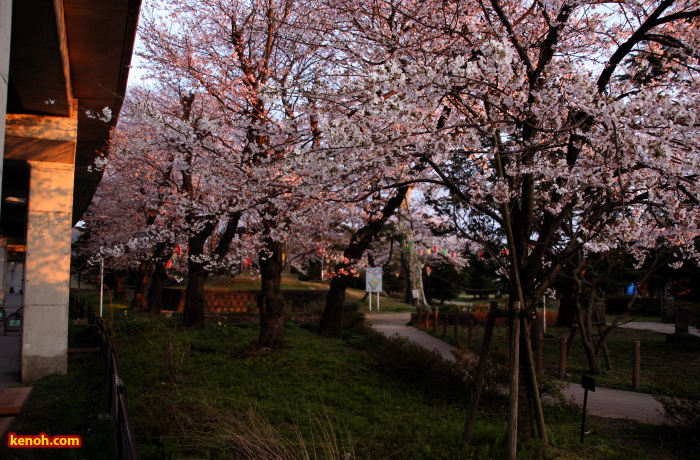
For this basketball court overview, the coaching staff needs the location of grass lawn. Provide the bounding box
[98,304,694,459]
[1,325,115,460]
[4,291,697,459]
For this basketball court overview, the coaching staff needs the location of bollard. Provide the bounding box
[558,337,567,379]
[468,320,474,350]
[537,334,544,372]
[632,341,641,390]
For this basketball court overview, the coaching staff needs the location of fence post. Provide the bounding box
[558,337,567,379]
[443,312,448,338]
[632,341,641,390]
[433,311,438,333]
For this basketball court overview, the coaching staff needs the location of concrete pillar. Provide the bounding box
[0,0,11,167]
[21,161,75,382]
[0,236,6,305]
[1,0,13,305]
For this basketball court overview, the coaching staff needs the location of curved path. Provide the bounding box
[365,312,670,425]
[619,321,700,336]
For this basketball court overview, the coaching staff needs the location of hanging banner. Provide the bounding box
[365,267,383,293]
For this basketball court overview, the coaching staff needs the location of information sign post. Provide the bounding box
[365,268,383,312]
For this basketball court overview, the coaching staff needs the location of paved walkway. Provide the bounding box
[619,321,700,336]
[0,294,22,390]
[365,312,670,425]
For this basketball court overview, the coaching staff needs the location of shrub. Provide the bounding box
[655,394,700,431]
[453,345,508,399]
[354,325,468,402]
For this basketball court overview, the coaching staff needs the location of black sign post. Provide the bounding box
[581,375,596,443]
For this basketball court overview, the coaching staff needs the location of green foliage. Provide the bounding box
[423,261,469,304]
[465,254,503,299]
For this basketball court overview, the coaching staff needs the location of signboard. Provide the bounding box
[582,375,596,392]
[365,268,383,293]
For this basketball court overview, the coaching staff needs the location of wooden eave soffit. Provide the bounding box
[4,99,78,165]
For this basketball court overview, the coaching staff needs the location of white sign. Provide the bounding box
[365,268,383,293]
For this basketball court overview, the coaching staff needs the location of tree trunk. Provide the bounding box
[181,212,240,326]
[183,263,208,327]
[131,261,151,310]
[258,239,286,349]
[146,263,166,315]
[556,279,577,327]
[517,348,535,439]
[397,187,428,309]
[577,294,603,375]
[182,223,215,327]
[319,275,349,337]
[114,269,128,302]
[400,241,413,304]
[318,187,409,337]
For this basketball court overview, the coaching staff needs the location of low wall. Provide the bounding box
[162,289,327,313]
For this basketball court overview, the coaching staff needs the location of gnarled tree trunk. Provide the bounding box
[258,239,286,348]
[147,262,167,315]
[318,187,408,337]
[131,261,151,310]
[114,269,128,302]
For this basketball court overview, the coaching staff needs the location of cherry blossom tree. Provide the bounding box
[136,0,343,345]
[316,0,700,449]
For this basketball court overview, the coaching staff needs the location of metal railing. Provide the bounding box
[73,294,140,460]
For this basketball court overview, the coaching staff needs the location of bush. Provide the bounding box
[354,325,468,402]
[453,345,508,399]
[655,394,700,431]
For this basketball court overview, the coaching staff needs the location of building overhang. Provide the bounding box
[3,0,142,241]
